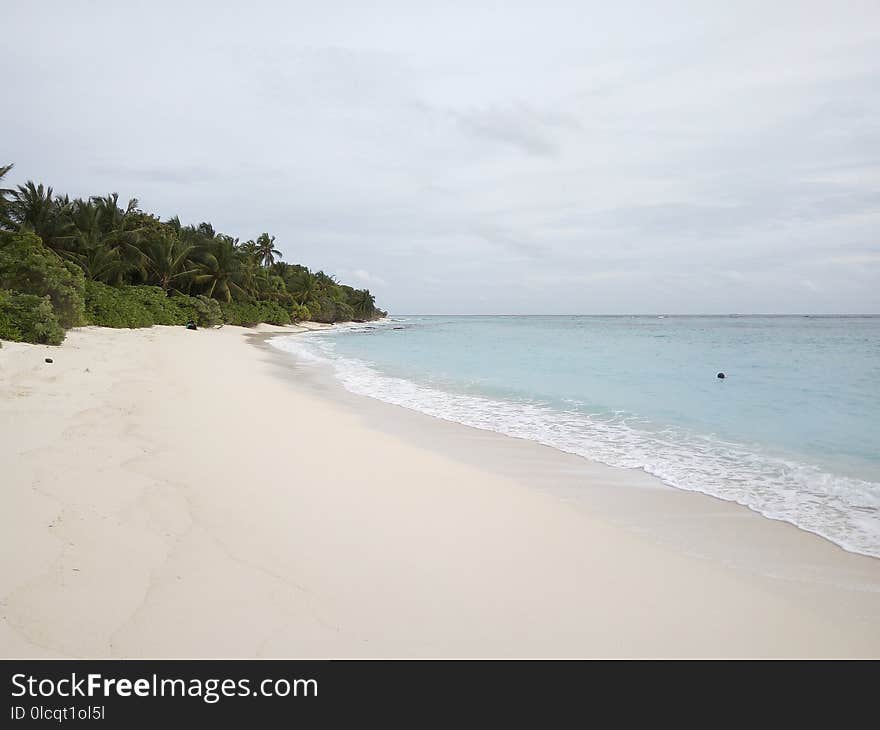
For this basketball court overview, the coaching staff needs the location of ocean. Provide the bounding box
[271,315,880,558]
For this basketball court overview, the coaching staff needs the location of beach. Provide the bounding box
[2,325,879,658]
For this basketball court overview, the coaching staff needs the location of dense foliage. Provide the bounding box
[0,164,385,344]
[0,230,85,328]
[0,290,65,345]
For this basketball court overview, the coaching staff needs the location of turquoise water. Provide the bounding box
[272,316,880,557]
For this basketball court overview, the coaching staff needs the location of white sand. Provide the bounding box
[1,325,879,657]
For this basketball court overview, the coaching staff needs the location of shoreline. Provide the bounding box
[260,329,880,567]
[2,325,879,657]
[265,320,880,562]
[259,330,880,625]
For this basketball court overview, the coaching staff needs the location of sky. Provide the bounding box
[3,0,880,314]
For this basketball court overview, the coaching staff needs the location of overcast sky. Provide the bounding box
[4,1,879,313]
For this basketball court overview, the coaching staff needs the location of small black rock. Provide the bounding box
[717,372,725,379]
[45,358,53,364]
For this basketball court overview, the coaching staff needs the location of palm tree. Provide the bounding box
[349,289,377,319]
[191,236,246,301]
[255,232,282,267]
[0,163,14,228]
[141,232,194,292]
[237,253,266,300]
[194,222,216,240]
[237,239,260,265]
[67,197,100,238]
[92,193,138,232]
[1,169,384,329]
[314,270,337,287]
[67,243,131,283]
[10,181,71,248]
[165,215,182,236]
[90,193,146,281]
[288,270,318,305]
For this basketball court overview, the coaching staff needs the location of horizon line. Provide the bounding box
[387,313,880,317]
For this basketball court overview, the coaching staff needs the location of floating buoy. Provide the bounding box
[717,372,725,379]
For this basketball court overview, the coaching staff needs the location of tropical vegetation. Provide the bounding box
[0,164,385,344]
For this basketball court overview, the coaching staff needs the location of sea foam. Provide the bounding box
[270,327,880,558]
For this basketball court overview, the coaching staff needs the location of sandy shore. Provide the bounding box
[2,325,879,657]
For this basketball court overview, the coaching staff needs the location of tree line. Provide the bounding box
[0,164,385,344]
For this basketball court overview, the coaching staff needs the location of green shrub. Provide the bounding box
[309,296,336,323]
[334,301,355,323]
[193,295,224,327]
[85,281,292,330]
[170,293,223,328]
[0,231,86,328]
[310,296,354,323]
[258,301,293,326]
[291,303,311,322]
[0,289,66,345]
[84,281,191,327]
[220,300,291,327]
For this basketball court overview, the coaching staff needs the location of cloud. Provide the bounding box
[89,165,217,185]
[454,102,580,157]
[350,269,387,287]
[3,0,880,313]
